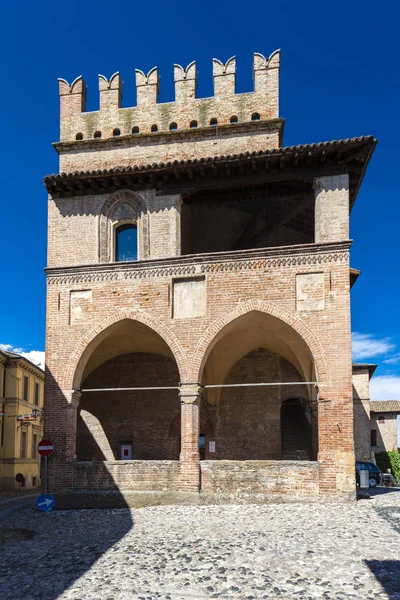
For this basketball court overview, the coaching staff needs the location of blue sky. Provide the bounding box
[0,1,399,398]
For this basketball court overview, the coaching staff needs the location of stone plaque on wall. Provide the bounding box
[70,290,92,324]
[296,273,324,311]
[173,278,205,319]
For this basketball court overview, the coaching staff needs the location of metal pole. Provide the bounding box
[44,456,47,494]
[80,381,317,392]
[204,381,316,389]
[81,386,180,392]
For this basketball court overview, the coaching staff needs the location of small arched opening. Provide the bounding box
[251,112,260,121]
[230,115,238,124]
[151,124,158,133]
[94,131,102,139]
[75,132,83,140]
[115,223,138,262]
[210,118,218,126]
[113,128,121,137]
[190,120,198,129]
[132,126,140,134]
[169,122,178,131]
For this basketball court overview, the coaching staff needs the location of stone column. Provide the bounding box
[314,174,349,243]
[179,384,201,492]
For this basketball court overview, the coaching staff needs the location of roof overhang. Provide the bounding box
[44,136,377,207]
[352,363,378,379]
[350,267,361,288]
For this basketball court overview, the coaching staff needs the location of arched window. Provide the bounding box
[75,132,83,140]
[190,120,198,128]
[132,126,139,134]
[169,122,178,131]
[115,224,138,262]
[230,115,238,124]
[151,124,158,133]
[94,131,102,139]
[113,128,121,137]
[251,112,260,121]
[210,118,218,126]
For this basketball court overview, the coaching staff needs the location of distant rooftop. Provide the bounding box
[352,363,377,379]
[370,401,400,413]
[1,349,44,374]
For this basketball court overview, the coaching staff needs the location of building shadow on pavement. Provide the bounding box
[369,487,400,498]
[0,366,134,600]
[0,502,133,600]
[365,560,400,600]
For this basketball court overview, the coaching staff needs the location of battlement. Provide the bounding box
[58,51,280,144]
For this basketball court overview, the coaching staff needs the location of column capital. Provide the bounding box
[179,384,202,404]
[62,389,82,409]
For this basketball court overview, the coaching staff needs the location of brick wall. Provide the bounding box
[213,349,310,460]
[73,460,182,491]
[77,353,180,461]
[57,125,281,172]
[57,52,280,145]
[45,241,354,496]
[200,460,319,495]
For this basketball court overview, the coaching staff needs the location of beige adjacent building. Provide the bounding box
[0,350,44,490]
[352,363,377,461]
[370,401,400,454]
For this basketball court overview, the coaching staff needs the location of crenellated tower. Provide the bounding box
[55,51,282,172]
[45,48,377,504]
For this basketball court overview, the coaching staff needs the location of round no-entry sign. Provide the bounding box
[38,439,55,457]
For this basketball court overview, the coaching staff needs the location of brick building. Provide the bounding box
[44,51,376,501]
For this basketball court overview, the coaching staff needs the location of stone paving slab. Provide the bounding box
[1,491,400,600]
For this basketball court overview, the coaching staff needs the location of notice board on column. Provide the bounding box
[209,441,215,453]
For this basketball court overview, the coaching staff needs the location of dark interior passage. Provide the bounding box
[181,183,315,255]
[280,399,312,460]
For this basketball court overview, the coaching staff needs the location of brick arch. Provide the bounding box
[99,189,150,262]
[67,309,189,390]
[190,299,328,384]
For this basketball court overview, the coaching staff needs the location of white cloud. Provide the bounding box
[383,352,400,365]
[20,350,45,370]
[370,375,400,400]
[0,344,45,370]
[352,332,395,360]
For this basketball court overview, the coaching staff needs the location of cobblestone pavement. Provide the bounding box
[1,491,400,600]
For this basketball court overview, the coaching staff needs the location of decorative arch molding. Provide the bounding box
[98,189,150,262]
[191,299,328,384]
[67,308,189,390]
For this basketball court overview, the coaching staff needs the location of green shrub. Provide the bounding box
[375,451,400,482]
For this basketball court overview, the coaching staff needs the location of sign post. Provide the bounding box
[37,439,55,512]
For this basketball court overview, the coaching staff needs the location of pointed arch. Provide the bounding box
[98,189,149,262]
[66,309,189,390]
[190,299,328,384]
